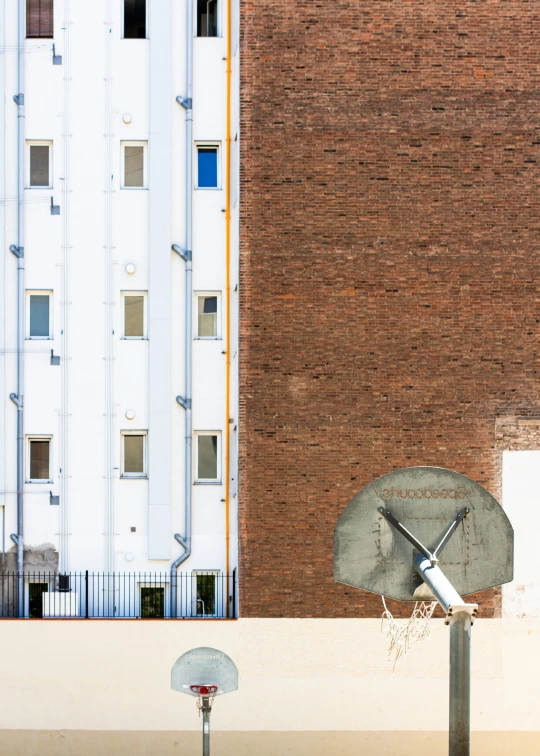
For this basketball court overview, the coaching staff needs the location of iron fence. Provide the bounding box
[0,571,237,619]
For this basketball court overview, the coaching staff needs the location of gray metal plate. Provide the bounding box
[171,647,238,696]
[334,467,514,601]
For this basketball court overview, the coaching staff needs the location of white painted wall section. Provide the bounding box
[502,450,540,618]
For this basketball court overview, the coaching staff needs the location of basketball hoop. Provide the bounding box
[381,595,437,669]
[334,466,514,755]
[190,685,218,714]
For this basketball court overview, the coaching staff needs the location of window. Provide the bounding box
[28,142,52,188]
[195,432,220,482]
[121,432,147,477]
[122,292,147,338]
[121,142,147,189]
[197,146,219,188]
[29,583,48,618]
[193,572,219,617]
[140,587,164,618]
[124,0,146,39]
[28,438,51,482]
[27,0,53,38]
[197,294,220,338]
[197,0,218,37]
[27,291,52,339]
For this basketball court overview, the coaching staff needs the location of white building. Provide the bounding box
[0,0,240,617]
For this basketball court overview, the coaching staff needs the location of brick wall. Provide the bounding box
[239,0,540,618]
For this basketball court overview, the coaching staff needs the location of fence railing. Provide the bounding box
[0,571,237,619]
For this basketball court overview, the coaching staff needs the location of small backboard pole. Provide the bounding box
[171,646,238,756]
[201,695,211,756]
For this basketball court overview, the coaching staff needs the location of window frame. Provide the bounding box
[26,0,54,39]
[194,431,221,484]
[121,430,148,479]
[195,292,221,340]
[122,0,148,40]
[121,291,148,339]
[27,141,53,189]
[192,570,220,617]
[26,290,53,340]
[121,141,148,190]
[196,0,221,38]
[26,436,52,484]
[195,143,221,190]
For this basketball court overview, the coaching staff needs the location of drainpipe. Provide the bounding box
[170,532,190,617]
[9,0,25,617]
[170,0,193,617]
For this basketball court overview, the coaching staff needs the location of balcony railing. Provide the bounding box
[0,571,237,619]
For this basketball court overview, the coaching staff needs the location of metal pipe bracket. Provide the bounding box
[445,603,479,626]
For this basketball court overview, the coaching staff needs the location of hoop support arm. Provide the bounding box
[377,506,433,562]
[413,551,478,624]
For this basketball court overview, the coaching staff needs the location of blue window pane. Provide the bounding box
[198,148,218,188]
[30,295,50,337]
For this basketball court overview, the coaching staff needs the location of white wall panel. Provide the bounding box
[502,450,540,619]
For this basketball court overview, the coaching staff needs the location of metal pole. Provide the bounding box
[201,698,211,756]
[449,611,472,756]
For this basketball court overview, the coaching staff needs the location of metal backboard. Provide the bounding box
[334,467,514,601]
[171,647,238,696]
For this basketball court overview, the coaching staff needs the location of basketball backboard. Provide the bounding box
[334,467,514,601]
[171,647,238,697]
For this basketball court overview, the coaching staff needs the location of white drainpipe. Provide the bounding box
[170,0,194,616]
[9,0,26,616]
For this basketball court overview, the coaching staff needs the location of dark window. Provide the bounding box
[124,0,146,39]
[27,0,53,38]
[198,296,218,337]
[29,583,48,618]
[141,587,164,618]
[197,0,218,37]
[123,434,145,475]
[197,148,218,188]
[196,574,216,616]
[29,294,50,338]
[123,145,145,187]
[197,435,218,480]
[124,295,145,337]
[29,145,50,187]
[29,439,50,480]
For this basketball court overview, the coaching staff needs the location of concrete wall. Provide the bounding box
[0,618,538,754]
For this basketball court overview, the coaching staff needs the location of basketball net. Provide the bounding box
[192,686,217,716]
[381,595,437,669]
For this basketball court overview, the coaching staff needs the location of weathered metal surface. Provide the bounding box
[449,611,472,756]
[171,647,238,696]
[334,467,514,601]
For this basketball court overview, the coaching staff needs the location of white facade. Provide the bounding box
[1,0,240,598]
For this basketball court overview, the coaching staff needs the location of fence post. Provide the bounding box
[85,570,89,619]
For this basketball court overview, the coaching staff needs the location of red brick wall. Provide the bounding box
[239,0,540,618]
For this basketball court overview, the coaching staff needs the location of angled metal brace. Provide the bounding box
[9,393,22,408]
[432,508,470,560]
[10,244,23,259]
[176,396,192,410]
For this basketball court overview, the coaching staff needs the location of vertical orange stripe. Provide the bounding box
[225,0,232,615]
